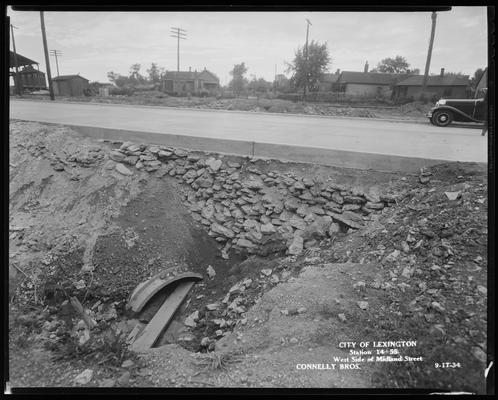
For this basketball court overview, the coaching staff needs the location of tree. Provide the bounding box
[286,40,331,95]
[108,63,167,87]
[408,68,421,75]
[373,56,410,73]
[129,63,145,84]
[229,62,248,96]
[107,71,129,87]
[146,63,161,83]
[247,77,272,94]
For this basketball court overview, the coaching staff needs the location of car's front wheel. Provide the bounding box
[432,110,453,127]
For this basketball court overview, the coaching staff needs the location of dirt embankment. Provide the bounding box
[9,122,220,302]
[143,162,487,391]
[9,121,487,392]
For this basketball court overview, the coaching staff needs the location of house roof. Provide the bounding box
[164,71,196,80]
[321,73,340,83]
[10,51,38,68]
[396,74,469,87]
[93,82,115,87]
[52,74,89,82]
[338,71,407,85]
[163,69,219,83]
[198,69,219,82]
[19,65,42,73]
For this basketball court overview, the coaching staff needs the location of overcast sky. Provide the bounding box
[7,7,488,84]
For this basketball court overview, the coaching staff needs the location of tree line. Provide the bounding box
[107,63,164,87]
[106,53,485,98]
[228,46,485,98]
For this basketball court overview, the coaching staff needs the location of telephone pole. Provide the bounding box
[40,11,55,100]
[303,18,312,101]
[274,63,277,95]
[421,11,437,96]
[10,23,22,95]
[170,27,186,72]
[49,49,62,76]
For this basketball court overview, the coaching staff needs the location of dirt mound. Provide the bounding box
[9,121,232,388]
[399,101,434,116]
[327,162,488,391]
[9,121,221,303]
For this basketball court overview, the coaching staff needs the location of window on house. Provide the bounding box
[443,87,453,97]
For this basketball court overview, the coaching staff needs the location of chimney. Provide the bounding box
[336,69,340,75]
[364,61,369,73]
[440,68,445,77]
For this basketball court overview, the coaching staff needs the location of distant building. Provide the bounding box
[335,71,406,97]
[10,51,47,92]
[90,82,115,97]
[18,65,46,91]
[162,67,220,95]
[52,74,90,97]
[393,69,470,100]
[92,82,114,88]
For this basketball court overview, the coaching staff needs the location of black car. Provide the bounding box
[427,91,487,127]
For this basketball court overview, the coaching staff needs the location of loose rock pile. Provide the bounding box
[109,142,396,257]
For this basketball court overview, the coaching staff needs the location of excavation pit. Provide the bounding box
[9,121,487,391]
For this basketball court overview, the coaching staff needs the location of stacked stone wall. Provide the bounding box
[109,143,395,258]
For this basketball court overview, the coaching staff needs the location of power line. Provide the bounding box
[170,27,187,72]
[49,49,62,76]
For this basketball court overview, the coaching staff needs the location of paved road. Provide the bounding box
[10,99,487,166]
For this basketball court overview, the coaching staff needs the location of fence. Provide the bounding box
[275,91,396,105]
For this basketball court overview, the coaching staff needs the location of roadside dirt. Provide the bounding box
[16,93,430,122]
[8,121,487,392]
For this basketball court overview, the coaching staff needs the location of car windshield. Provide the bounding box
[475,88,487,99]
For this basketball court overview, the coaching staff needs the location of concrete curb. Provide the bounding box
[56,123,463,174]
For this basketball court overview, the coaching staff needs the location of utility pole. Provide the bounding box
[170,27,186,72]
[10,23,22,95]
[49,49,62,76]
[40,11,55,100]
[303,18,312,101]
[274,64,277,95]
[421,11,437,96]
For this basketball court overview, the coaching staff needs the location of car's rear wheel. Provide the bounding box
[432,110,453,127]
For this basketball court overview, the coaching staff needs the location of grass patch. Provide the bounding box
[195,352,243,372]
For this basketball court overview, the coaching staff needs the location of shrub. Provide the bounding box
[276,93,302,102]
[276,91,363,104]
[109,86,135,96]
